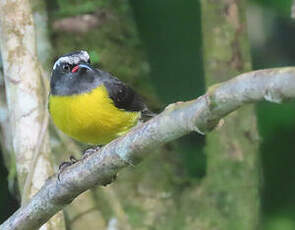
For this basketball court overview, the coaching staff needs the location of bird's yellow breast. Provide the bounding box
[49,85,140,144]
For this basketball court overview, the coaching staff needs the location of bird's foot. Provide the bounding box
[82,145,102,159]
[58,155,78,181]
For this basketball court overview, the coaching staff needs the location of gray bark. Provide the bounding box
[0,0,65,229]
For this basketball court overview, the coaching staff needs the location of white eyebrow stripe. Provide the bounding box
[53,50,90,70]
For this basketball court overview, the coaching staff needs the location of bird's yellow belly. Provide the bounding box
[49,85,140,144]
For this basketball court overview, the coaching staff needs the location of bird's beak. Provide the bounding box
[78,64,92,72]
[72,63,93,73]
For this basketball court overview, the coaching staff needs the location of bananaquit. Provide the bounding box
[49,51,153,145]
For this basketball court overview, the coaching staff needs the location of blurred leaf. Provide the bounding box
[251,0,292,17]
[264,215,295,230]
[55,0,107,17]
[256,102,295,138]
[89,50,100,64]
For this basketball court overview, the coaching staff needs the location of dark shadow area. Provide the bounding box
[130,0,206,179]
[0,150,18,224]
[250,4,295,227]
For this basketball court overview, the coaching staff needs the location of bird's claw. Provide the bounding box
[82,145,101,159]
[57,155,79,181]
[57,147,100,182]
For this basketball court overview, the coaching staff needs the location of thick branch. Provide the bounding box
[2,67,295,230]
[0,0,49,197]
[292,0,295,19]
[0,0,65,229]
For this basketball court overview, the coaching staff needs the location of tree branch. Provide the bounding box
[292,0,295,19]
[1,67,295,230]
[0,0,65,228]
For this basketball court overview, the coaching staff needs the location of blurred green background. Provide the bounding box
[1,0,295,229]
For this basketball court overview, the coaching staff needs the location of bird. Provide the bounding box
[49,50,153,147]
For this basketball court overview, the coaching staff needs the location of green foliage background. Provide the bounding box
[252,0,292,16]
[1,0,295,229]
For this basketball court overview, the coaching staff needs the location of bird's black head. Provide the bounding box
[50,50,101,96]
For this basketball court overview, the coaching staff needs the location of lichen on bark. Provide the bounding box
[198,0,260,229]
[0,0,65,229]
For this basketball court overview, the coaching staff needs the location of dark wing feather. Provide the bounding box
[101,71,154,120]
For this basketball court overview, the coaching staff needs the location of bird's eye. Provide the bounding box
[63,64,70,72]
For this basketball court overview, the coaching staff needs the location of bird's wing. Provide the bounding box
[102,72,155,120]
